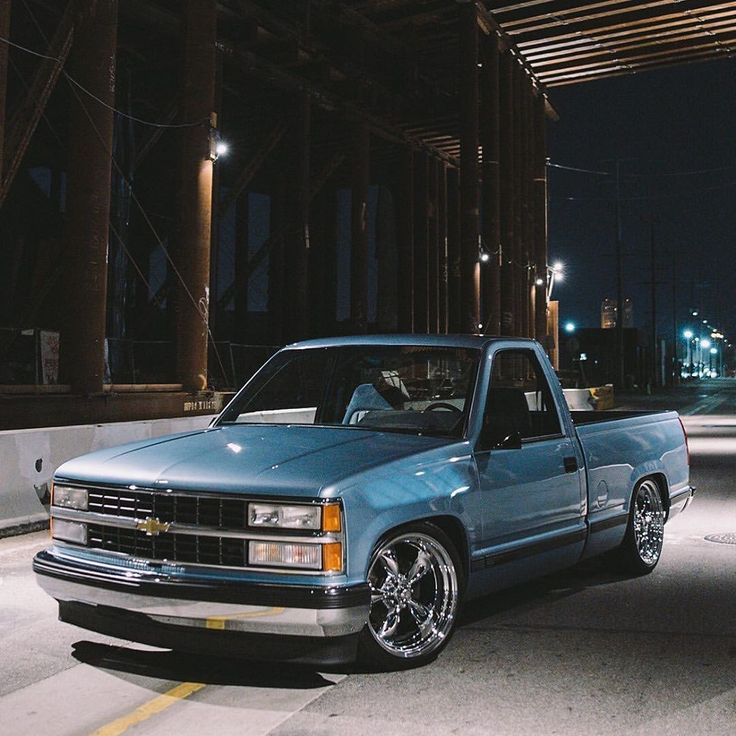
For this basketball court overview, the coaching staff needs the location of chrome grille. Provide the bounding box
[86,488,246,529]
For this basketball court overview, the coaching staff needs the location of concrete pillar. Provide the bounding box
[351,122,370,333]
[176,0,217,391]
[397,148,414,332]
[459,0,480,334]
[61,0,118,394]
[0,1,10,183]
[481,31,501,335]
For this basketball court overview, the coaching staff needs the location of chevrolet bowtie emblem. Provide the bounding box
[136,517,171,536]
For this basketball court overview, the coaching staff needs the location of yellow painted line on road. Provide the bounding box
[89,681,206,736]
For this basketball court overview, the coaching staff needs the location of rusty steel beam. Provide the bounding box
[543,45,736,85]
[438,161,448,334]
[413,151,429,334]
[480,30,501,336]
[499,51,514,336]
[61,0,118,394]
[459,0,480,335]
[176,0,217,392]
[351,122,370,333]
[0,0,9,184]
[521,9,736,54]
[428,158,439,333]
[396,148,414,332]
[527,19,736,63]
[285,94,311,341]
[533,91,547,344]
[515,3,736,46]
[537,36,736,80]
[0,0,76,207]
[446,166,461,334]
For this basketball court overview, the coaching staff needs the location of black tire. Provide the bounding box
[357,521,464,670]
[607,477,665,575]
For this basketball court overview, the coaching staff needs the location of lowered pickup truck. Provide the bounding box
[34,335,693,668]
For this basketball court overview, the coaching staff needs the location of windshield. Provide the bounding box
[217,345,480,438]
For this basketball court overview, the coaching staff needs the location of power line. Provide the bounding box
[0,34,208,129]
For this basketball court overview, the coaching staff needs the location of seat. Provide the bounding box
[483,387,531,444]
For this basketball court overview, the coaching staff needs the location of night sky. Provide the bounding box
[547,56,736,345]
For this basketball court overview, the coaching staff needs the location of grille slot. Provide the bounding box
[86,488,247,530]
[87,524,248,567]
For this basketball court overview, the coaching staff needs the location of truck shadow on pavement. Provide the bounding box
[458,555,633,628]
[70,640,336,688]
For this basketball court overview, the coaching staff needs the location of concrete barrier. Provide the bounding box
[0,415,215,536]
[563,385,615,412]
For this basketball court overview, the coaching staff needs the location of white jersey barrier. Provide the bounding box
[0,415,215,535]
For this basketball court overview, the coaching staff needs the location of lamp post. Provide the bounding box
[683,329,693,377]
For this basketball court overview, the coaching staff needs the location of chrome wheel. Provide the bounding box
[367,531,459,660]
[633,479,665,566]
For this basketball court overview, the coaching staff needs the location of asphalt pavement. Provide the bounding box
[1,381,735,735]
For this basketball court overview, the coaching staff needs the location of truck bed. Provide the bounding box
[570,409,669,426]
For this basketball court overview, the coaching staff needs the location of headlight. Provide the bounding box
[248,503,340,531]
[52,485,88,511]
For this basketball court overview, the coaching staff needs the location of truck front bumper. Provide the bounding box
[34,547,370,664]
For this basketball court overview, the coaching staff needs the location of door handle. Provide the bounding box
[563,456,578,473]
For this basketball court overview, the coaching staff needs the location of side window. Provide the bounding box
[483,350,562,444]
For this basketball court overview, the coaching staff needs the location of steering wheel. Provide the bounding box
[424,402,462,413]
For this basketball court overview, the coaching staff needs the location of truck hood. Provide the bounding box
[54,424,449,498]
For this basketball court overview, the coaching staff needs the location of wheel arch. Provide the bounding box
[368,514,469,581]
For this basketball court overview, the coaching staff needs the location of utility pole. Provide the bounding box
[615,160,625,387]
[672,252,677,385]
[649,219,657,389]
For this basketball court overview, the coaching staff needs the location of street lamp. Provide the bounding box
[547,262,564,301]
[564,321,576,333]
[683,330,694,376]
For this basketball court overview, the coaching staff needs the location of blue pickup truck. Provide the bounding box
[34,335,693,668]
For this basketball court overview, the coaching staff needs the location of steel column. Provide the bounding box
[499,51,515,335]
[512,63,525,338]
[0,0,10,183]
[438,162,448,334]
[285,94,311,341]
[459,0,480,334]
[428,159,439,333]
[397,148,415,332]
[176,0,217,391]
[533,93,548,343]
[481,31,501,335]
[446,167,461,333]
[61,0,118,394]
[413,152,429,333]
[351,122,370,333]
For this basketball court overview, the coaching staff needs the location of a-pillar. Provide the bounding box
[459,0,480,334]
[533,92,548,343]
[351,122,370,333]
[176,0,217,391]
[0,1,10,183]
[61,0,118,394]
[481,31,501,335]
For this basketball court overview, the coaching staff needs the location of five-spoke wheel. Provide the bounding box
[358,523,462,669]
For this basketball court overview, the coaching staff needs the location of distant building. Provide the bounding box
[601,298,633,329]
